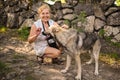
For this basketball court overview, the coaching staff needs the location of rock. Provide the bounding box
[107,12,120,26]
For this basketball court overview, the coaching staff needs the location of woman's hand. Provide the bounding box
[36,28,41,36]
[61,24,69,29]
[28,26,41,44]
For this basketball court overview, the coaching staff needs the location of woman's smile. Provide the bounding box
[40,9,50,21]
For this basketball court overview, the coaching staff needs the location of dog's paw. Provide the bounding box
[94,71,99,75]
[75,75,81,80]
[86,60,92,64]
[60,69,67,73]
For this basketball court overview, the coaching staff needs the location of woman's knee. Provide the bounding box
[57,50,61,56]
[54,50,61,57]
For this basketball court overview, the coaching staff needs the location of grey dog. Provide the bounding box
[48,25,101,80]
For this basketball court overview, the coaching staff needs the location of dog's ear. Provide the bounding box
[52,28,58,32]
[49,25,59,32]
[52,28,56,32]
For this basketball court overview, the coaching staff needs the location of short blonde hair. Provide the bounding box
[38,4,51,14]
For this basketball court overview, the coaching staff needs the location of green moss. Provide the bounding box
[17,27,30,41]
[64,20,70,25]
[0,61,10,76]
[100,53,120,66]
[109,53,120,60]
[25,75,36,80]
[13,53,26,59]
[111,41,120,48]
[0,61,7,72]
[99,29,105,37]
[99,29,120,48]
[78,11,86,23]
[79,0,85,3]
[104,36,120,48]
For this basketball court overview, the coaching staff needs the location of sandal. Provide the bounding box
[36,56,44,64]
[52,58,63,65]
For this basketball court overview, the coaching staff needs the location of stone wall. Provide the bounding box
[0,0,120,42]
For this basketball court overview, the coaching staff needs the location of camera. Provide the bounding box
[42,31,48,36]
[42,31,58,49]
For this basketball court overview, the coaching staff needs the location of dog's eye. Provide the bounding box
[52,28,56,32]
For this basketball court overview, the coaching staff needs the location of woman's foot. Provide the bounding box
[52,58,63,65]
[37,56,44,64]
[43,57,53,64]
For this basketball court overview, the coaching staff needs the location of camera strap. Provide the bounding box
[41,21,58,48]
[42,21,50,32]
[42,21,55,43]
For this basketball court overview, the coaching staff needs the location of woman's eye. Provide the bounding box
[42,13,44,15]
[41,12,49,15]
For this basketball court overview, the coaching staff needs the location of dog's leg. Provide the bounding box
[86,50,94,64]
[75,54,81,80]
[61,54,71,73]
[93,40,101,75]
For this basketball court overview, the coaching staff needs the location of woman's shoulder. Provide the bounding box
[49,19,54,22]
[34,19,41,24]
[34,19,42,28]
[48,19,55,26]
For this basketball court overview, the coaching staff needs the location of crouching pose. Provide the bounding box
[28,4,68,63]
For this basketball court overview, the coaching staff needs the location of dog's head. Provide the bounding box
[49,25,61,33]
[46,24,68,37]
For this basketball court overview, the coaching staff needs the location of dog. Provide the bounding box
[48,25,101,80]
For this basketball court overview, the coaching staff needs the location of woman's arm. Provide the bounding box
[61,24,69,29]
[28,24,41,44]
[53,22,69,29]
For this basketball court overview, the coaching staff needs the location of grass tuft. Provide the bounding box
[100,53,120,66]
[17,27,30,41]
[0,61,10,78]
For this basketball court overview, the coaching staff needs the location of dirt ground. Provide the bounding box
[0,29,120,80]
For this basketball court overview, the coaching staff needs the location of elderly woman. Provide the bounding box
[28,4,68,63]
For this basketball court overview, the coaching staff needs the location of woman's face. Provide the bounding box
[39,8,50,22]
